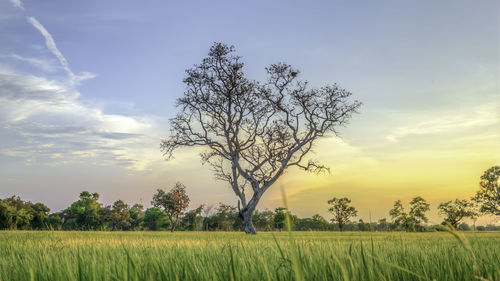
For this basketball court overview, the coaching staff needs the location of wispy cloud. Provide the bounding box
[386,104,499,142]
[9,0,24,10]
[0,9,165,171]
[6,54,57,72]
[0,67,162,171]
[27,17,95,85]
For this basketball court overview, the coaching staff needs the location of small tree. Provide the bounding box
[389,200,407,230]
[161,43,361,234]
[152,182,190,232]
[62,191,102,230]
[143,208,169,231]
[212,203,239,231]
[129,204,144,230]
[109,200,131,230]
[273,207,287,231]
[473,166,500,217]
[409,196,430,231]
[389,197,430,232]
[438,199,476,229]
[327,197,358,232]
[252,209,274,231]
[181,205,204,231]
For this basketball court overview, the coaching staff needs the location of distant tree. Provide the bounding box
[129,204,144,230]
[312,214,330,230]
[273,208,287,231]
[377,218,390,231]
[390,197,430,232]
[438,199,476,229]
[252,209,274,231]
[409,196,430,231]
[46,213,63,230]
[0,200,15,229]
[161,43,362,234]
[327,197,358,232]
[214,203,239,231]
[181,205,204,231]
[473,166,500,216]
[30,202,50,230]
[98,205,113,230]
[152,182,190,232]
[458,222,471,231]
[143,208,169,231]
[389,200,407,230]
[485,224,500,231]
[296,214,330,231]
[2,196,34,230]
[109,200,131,230]
[62,191,103,230]
[357,219,370,231]
[476,225,486,231]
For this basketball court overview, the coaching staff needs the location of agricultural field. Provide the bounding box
[0,231,499,281]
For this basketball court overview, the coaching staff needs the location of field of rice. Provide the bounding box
[0,231,499,281]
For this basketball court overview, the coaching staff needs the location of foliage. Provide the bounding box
[408,196,430,231]
[327,197,358,231]
[129,204,145,230]
[143,208,170,231]
[252,209,274,231]
[62,191,104,230]
[474,165,500,216]
[389,197,430,232]
[0,196,50,230]
[204,203,240,231]
[295,214,330,231]
[273,207,287,230]
[438,199,477,229]
[1,191,498,232]
[180,205,204,231]
[108,200,132,230]
[152,182,190,232]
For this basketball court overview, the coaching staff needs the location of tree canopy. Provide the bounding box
[152,182,190,232]
[474,166,500,216]
[327,197,358,231]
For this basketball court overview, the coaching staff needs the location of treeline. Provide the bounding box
[1,166,498,232]
[0,192,498,232]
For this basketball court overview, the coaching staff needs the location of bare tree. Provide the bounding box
[161,43,361,234]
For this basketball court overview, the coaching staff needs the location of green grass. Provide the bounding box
[0,231,499,281]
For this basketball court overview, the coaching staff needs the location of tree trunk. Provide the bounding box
[170,216,179,232]
[240,208,257,234]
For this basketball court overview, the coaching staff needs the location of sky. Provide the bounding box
[0,0,498,225]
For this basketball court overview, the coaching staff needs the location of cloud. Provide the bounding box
[27,17,95,85]
[0,66,162,171]
[9,0,24,10]
[386,104,499,142]
[0,13,166,172]
[8,54,57,72]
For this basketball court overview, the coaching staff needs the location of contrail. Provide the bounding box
[27,17,77,83]
[9,0,24,10]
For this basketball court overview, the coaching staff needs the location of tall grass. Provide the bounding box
[0,230,498,281]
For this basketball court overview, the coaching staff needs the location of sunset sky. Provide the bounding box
[0,0,498,224]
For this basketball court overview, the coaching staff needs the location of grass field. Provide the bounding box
[0,231,499,281]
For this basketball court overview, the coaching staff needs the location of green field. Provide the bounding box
[0,231,499,281]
